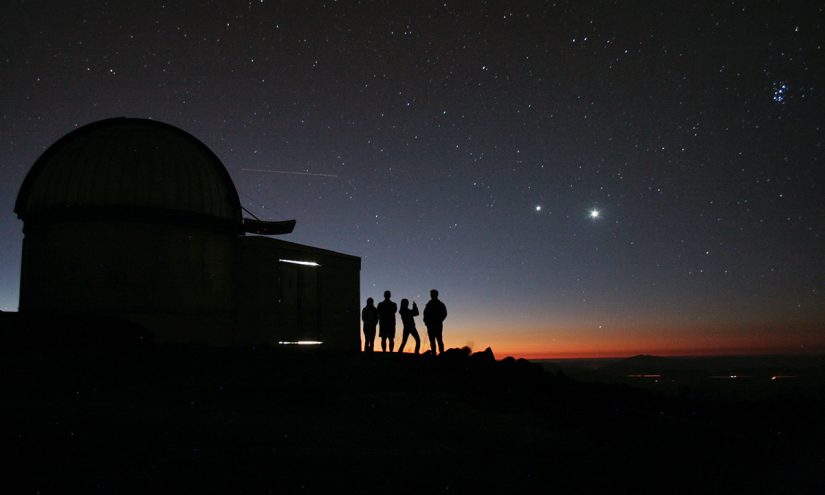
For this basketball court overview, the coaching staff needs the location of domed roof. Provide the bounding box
[15,118,242,230]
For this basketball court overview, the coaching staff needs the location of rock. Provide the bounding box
[469,347,496,367]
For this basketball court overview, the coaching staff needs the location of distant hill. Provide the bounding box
[600,353,825,374]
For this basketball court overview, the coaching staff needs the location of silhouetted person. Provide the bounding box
[361,297,378,352]
[377,290,397,352]
[423,289,447,355]
[397,299,420,354]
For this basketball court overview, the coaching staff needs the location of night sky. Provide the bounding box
[2,1,823,357]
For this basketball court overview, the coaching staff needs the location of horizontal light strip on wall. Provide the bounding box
[278,259,320,267]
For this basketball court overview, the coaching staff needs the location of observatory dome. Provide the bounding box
[15,118,242,230]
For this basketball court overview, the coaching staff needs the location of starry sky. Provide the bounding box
[2,1,823,357]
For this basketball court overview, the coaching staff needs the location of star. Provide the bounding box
[535,205,542,212]
[589,209,600,219]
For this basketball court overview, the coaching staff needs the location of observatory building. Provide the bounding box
[14,118,360,349]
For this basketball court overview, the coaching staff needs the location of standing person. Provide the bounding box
[376,290,398,352]
[423,289,448,355]
[397,299,420,354]
[361,298,378,352]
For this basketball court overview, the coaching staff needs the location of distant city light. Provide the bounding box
[277,341,324,345]
[279,259,320,267]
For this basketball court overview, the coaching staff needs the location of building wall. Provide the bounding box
[316,264,361,350]
[19,220,361,349]
[237,236,361,351]
[20,219,237,344]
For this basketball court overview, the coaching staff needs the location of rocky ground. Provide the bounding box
[2,346,823,493]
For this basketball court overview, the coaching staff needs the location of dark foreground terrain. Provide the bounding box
[2,346,824,493]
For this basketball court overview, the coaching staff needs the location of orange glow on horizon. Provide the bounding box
[393,321,825,360]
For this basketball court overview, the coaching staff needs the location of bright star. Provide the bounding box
[590,209,600,219]
[535,205,542,212]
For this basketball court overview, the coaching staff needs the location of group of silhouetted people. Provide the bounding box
[361,289,448,355]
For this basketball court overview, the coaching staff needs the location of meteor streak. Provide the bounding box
[241,168,338,178]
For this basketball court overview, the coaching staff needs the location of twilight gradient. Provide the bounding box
[1,2,823,357]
